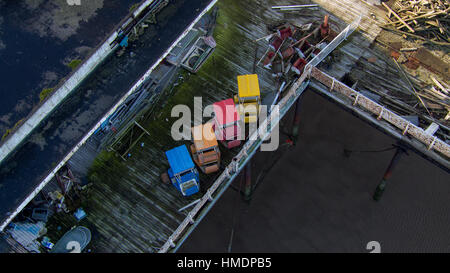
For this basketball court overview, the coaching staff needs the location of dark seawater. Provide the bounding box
[0,0,141,133]
[0,0,212,226]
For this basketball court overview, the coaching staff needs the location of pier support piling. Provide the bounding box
[243,161,252,201]
[291,95,304,145]
[373,144,408,201]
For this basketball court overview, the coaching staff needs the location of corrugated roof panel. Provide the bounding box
[192,123,218,151]
[237,74,260,98]
[213,98,240,126]
[165,145,195,174]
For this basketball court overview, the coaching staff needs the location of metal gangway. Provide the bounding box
[159,15,450,252]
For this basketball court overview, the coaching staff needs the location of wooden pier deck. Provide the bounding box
[44,0,278,252]
[43,0,321,253]
[21,0,448,253]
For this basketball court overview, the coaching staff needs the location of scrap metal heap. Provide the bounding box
[259,15,333,74]
[255,15,337,106]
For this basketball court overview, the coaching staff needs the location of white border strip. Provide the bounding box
[0,0,218,232]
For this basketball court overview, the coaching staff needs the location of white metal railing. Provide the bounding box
[158,16,362,253]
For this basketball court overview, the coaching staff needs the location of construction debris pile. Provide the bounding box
[380,0,450,45]
[417,74,450,121]
[3,164,90,253]
[379,0,450,125]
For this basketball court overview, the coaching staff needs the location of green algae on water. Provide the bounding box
[67,59,82,70]
[39,88,55,102]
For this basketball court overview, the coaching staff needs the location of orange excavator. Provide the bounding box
[190,123,221,174]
